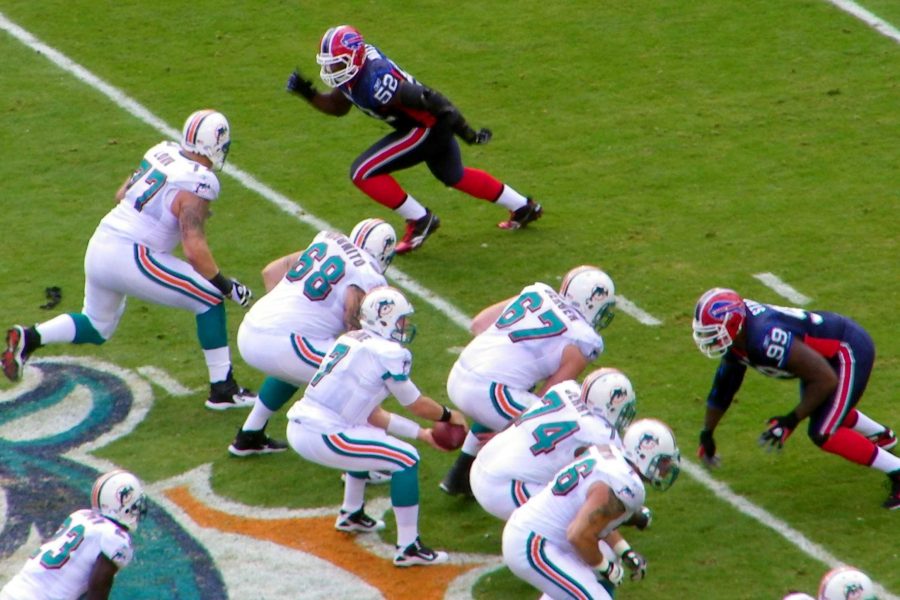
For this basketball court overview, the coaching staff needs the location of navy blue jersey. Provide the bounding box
[730,300,852,378]
[341,45,436,130]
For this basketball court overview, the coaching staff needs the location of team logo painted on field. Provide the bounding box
[0,357,502,599]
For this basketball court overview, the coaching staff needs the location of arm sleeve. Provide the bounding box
[396,81,472,135]
[706,359,747,411]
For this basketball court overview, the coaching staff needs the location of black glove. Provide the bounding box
[698,429,720,468]
[286,69,316,100]
[460,126,492,145]
[758,412,799,451]
[227,278,253,307]
[621,549,648,581]
[632,506,652,531]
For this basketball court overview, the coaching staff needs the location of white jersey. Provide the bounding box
[508,445,645,544]
[475,380,620,484]
[96,140,220,253]
[1,509,133,600]
[287,329,420,432]
[456,283,604,389]
[243,231,386,337]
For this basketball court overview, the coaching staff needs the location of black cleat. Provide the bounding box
[395,209,440,254]
[498,198,542,230]
[228,427,288,457]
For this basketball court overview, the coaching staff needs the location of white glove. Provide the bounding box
[595,557,624,587]
[621,549,648,581]
[228,278,252,307]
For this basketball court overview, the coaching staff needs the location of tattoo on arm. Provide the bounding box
[180,202,207,237]
[589,494,626,524]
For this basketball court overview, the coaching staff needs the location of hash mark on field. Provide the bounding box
[753,273,812,305]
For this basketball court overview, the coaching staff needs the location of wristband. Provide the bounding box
[613,539,631,558]
[438,405,452,422]
[209,272,233,295]
[386,414,421,439]
[594,556,611,574]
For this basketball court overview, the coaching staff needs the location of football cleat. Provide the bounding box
[395,209,440,255]
[2,325,30,382]
[868,427,897,452]
[438,453,474,497]
[206,372,257,411]
[885,473,900,510]
[228,427,288,457]
[498,198,542,230]
[334,505,385,533]
[393,537,449,567]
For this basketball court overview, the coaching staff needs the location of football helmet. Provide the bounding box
[91,469,148,531]
[818,566,876,600]
[622,419,681,491]
[316,25,366,88]
[359,286,416,344]
[350,218,397,274]
[181,109,231,171]
[581,367,637,433]
[559,266,616,330]
[782,594,815,600]
[692,287,746,358]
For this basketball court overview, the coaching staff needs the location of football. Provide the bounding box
[432,421,466,450]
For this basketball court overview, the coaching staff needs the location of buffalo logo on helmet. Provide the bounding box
[703,298,743,321]
[340,30,364,50]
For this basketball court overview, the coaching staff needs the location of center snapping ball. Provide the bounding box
[432,421,466,450]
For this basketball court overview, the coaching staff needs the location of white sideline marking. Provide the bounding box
[825,0,900,43]
[137,366,197,396]
[684,462,899,600]
[753,272,813,305]
[1,10,896,598]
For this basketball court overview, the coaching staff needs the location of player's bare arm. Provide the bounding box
[174,191,219,279]
[567,482,626,566]
[342,285,366,331]
[470,298,513,335]
[261,250,302,292]
[537,344,590,396]
[407,395,467,428]
[783,340,839,420]
[84,554,118,600]
[114,175,131,202]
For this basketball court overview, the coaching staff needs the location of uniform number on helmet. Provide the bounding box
[551,457,596,496]
[529,420,580,456]
[496,292,568,343]
[286,242,347,301]
[310,343,350,387]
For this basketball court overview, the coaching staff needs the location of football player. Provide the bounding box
[228,218,395,456]
[502,419,680,600]
[1,470,147,600]
[285,25,542,255]
[440,265,616,496]
[692,288,900,510]
[285,287,468,566]
[817,566,877,600]
[2,110,256,410]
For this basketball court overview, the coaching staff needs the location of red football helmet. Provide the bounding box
[316,25,366,88]
[692,288,746,358]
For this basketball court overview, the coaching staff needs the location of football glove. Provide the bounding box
[632,506,652,531]
[286,69,316,100]
[594,557,624,587]
[228,278,252,307]
[620,549,648,581]
[758,412,799,451]
[460,126,492,145]
[698,429,721,468]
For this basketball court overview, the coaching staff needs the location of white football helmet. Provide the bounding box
[581,367,637,433]
[180,109,231,170]
[91,469,147,531]
[359,286,416,344]
[818,567,876,600]
[350,218,397,274]
[783,594,816,600]
[622,419,681,491]
[560,265,616,330]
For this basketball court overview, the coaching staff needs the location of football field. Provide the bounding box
[0,2,898,599]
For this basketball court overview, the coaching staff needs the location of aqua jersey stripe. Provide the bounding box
[134,245,221,308]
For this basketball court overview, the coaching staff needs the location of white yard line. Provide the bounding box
[825,0,900,43]
[1,10,896,598]
[753,272,813,305]
[136,366,198,396]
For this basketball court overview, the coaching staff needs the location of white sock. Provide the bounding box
[871,448,900,474]
[341,475,366,513]
[242,402,274,432]
[851,410,888,437]
[203,347,231,383]
[395,195,427,221]
[461,431,482,455]
[494,184,528,211]
[393,504,419,548]
[35,314,76,344]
